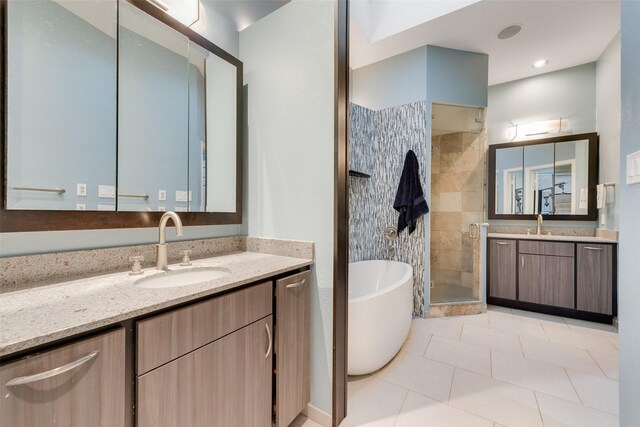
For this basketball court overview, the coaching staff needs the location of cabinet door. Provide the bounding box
[519,254,574,308]
[275,270,311,427]
[489,240,517,300]
[137,317,273,427]
[0,328,126,427]
[577,244,613,314]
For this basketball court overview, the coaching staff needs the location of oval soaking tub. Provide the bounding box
[348,260,413,375]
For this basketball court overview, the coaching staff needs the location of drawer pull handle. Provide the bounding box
[522,256,525,268]
[584,246,604,251]
[496,242,511,246]
[286,279,306,289]
[6,351,99,387]
[265,324,272,359]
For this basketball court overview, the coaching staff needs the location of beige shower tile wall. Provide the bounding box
[431,132,485,298]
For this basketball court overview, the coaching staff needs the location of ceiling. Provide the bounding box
[204,0,290,31]
[350,0,620,85]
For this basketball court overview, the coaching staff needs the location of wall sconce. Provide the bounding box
[147,0,200,27]
[507,118,570,140]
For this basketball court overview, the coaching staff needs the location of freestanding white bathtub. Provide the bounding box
[348,260,413,375]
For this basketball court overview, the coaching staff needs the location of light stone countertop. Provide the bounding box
[488,233,618,243]
[0,251,313,357]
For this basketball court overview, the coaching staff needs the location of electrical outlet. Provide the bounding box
[157,206,166,212]
[175,206,188,212]
[76,203,86,210]
[76,183,87,196]
[98,185,116,198]
[175,191,188,202]
[98,204,115,211]
[158,190,166,201]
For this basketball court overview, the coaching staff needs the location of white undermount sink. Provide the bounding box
[135,267,230,289]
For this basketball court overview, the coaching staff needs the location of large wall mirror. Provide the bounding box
[488,132,598,220]
[1,0,242,231]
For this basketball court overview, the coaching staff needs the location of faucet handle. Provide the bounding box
[129,256,144,276]
[180,250,192,267]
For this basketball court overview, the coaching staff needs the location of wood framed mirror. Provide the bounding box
[0,0,243,232]
[488,132,598,221]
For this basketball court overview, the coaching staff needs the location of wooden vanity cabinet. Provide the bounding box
[275,270,311,427]
[487,237,616,323]
[577,243,613,315]
[488,239,517,300]
[137,317,273,427]
[0,328,126,427]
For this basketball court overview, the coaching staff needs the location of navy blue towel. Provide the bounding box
[393,150,429,235]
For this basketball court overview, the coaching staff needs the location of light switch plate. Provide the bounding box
[76,183,87,196]
[76,203,86,210]
[627,150,640,185]
[98,185,116,198]
[158,190,166,201]
[175,191,188,202]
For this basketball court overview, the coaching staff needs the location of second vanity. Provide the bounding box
[0,237,313,427]
[487,232,617,323]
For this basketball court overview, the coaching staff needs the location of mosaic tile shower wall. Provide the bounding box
[349,102,428,316]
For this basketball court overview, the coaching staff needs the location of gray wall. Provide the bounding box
[240,0,335,415]
[596,34,621,231]
[487,63,597,146]
[351,46,427,111]
[618,1,640,424]
[6,0,117,211]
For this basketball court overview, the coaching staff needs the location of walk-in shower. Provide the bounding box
[430,103,486,307]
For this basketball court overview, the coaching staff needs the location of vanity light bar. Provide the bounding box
[12,186,66,194]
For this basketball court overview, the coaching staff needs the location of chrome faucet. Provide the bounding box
[156,211,184,270]
[536,214,543,235]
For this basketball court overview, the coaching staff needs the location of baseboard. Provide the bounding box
[303,403,332,427]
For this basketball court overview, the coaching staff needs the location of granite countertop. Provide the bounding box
[488,233,618,243]
[0,251,313,357]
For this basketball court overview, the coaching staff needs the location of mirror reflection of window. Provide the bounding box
[523,144,555,215]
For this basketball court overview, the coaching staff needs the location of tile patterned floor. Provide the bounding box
[341,306,619,427]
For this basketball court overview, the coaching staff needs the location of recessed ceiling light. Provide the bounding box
[533,59,549,69]
[497,25,522,40]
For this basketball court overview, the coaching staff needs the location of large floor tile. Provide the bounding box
[425,335,491,376]
[345,375,408,427]
[536,392,619,427]
[291,415,324,427]
[461,323,523,356]
[446,313,491,327]
[566,369,619,415]
[588,350,619,380]
[379,351,454,403]
[563,317,618,337]
[449,369,543,427]
[395,391,493,427]
[489,315,548,340]
[491,350,580,403]
[543,324,618,354]
[511,309,569,328]
[487,305,512,317]
[422,317,464,341]
[520,336,605,377]
[402,322,433,356]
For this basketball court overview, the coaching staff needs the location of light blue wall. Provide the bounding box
[6,0,117,210]
[487,63,597,145]
[351,46,427,110]
[423,46,488,310]
[618,1,640,424]
[596,34,621,231]
[426,45,488,108]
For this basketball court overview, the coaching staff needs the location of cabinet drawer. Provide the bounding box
[519,240,574,257]
[137,281,272,374]
[0,328,126,427]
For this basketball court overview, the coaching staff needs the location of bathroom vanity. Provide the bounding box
[487,234,617,323]
[0,241,312,427]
